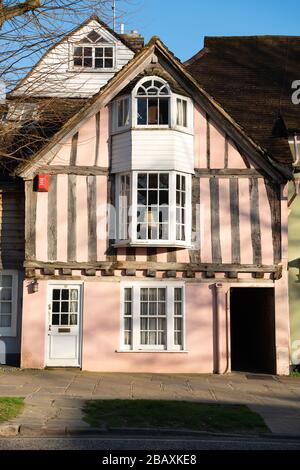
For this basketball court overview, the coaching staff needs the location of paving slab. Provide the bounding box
[0,368,300,436]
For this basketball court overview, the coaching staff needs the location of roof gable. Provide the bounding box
[14,36,290,181]
[12,16,135,99]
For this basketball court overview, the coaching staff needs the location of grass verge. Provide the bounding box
[0,397,24,423]
[83,399,269,433]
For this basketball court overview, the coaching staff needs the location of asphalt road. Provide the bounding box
[0,435,299,450]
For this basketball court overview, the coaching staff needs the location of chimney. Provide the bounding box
[120,30,144,53]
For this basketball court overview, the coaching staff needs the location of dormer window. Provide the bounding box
[72,29,114,70]
[135,78,171,126]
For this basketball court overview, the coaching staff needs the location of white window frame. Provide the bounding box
[171,94,194,133]
[132,76,171,129]
[113,95,131,131]
[71,43,116,71]
[0,270,18,337]
[115,171,192,247]
[120,282,185,352]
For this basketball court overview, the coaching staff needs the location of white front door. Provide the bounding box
[46,284,82,367]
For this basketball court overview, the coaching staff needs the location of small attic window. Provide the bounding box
[72,30,115,70]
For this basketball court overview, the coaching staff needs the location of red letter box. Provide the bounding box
[36,174,49,192]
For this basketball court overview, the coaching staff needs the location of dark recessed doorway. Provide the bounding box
[230,287,276,374]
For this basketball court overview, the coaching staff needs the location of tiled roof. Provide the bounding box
[185,36,300,165]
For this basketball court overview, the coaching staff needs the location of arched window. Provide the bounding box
[135,78,171,126]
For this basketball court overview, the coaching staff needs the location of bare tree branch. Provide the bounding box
[0,0,41,27]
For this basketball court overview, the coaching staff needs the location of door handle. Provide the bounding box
[48,325,51,331]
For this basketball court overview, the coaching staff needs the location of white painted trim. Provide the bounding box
[120,281,185,352]
[115,171,192,246]
[112,95,131,132]
[0,270,18,338]
[69,42,117,72]
[45,282,84,367]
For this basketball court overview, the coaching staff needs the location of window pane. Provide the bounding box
[138,173,147,188]
[0,315,11,327]
[159,190,168,205]
[137,223,147,240]
[141,302,148,315]
[124,302,131,315]
[148,190,158,205]
[53,289,60,300]
[61,302,69,313]
[159,98,169,125]
[61,314,68,325]
[124,330,131,346]
[149,288,157,301]
[0,287,11,300]
[84,57,92,67]
[95,59,104,68]
[140,288,148,301]
[149,174,158,188]
[124,288,132,302]
[70,289,78,300]
[138,190,147,205]
[137,98,147,125]
[159,174,169,189]
[74,57,82,66]
[70,314,77,325]
[158,302,165,315]
[52,302,60,313]
[106,47,113,57]
[148,98,158,124]
[74,47,82,56]
[174,288,182,301]
[52,314,59,325]
[0,302,11,314]
[105,59,113,68]
[83,47,92,56]
[174,302,182,316]
[95,48,104,57]
[1,276,12,287]
[61,290,69,300]
[158,288,166,301]
[70,301,78,313]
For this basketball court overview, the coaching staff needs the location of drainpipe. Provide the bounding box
[214,283,230,374]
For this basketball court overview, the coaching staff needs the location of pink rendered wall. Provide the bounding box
[194,104,252,169]
[21,280,47,369]
[76,116,97,166]
[50,108,109,168]
[82,282,214,373]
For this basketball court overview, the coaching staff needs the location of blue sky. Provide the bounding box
[118,0,300,61]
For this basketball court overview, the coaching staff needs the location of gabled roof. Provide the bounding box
[11,15,135,97]
[185,35,300,166]
[13,35,291,181]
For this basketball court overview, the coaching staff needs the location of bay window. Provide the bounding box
[116,171,191,246]
[121,284,185,351]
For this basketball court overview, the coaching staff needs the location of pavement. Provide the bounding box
[0,367,300,437]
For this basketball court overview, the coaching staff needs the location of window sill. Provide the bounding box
[67,68,117,73]
[116,350,188,353]
[114,241,192,249]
